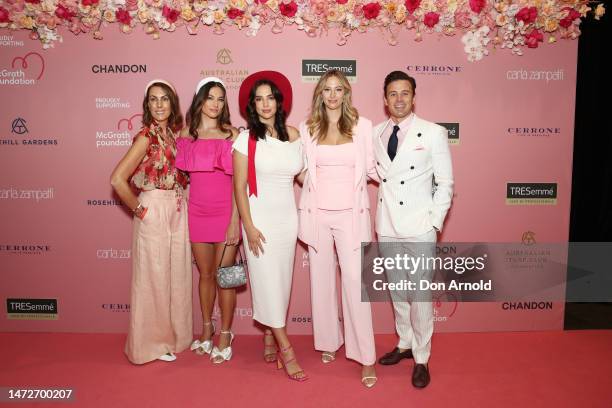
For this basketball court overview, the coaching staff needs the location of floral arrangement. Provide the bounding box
[0,0,605,60]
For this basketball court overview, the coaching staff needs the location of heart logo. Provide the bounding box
[433,291,458,318]
[11,52,45,80]
[117,114,143,131]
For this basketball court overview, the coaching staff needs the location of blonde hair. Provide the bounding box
[306,69,359,142]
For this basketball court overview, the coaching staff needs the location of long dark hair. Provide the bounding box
[142,82,183,132]
[246,79,289,142]
[185,81,232,140]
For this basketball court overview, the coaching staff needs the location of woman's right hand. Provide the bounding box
[245,224,266,257]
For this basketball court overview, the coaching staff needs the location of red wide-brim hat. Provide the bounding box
[238,70,293,119]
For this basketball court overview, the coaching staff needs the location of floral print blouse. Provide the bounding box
[130,123,189,191]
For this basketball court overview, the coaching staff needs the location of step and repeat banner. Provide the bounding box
[1,27,576,334]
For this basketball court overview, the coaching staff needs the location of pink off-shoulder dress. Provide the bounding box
[175,137,233,243]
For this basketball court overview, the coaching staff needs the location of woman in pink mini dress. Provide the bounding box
[176,77,240,364]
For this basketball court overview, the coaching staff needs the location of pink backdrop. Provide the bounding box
[0,27,576,334]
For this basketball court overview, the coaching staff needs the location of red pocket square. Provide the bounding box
[414,146,425,150]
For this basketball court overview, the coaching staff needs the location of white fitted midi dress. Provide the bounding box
[232,130,304,328]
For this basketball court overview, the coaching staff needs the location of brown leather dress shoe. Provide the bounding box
[378,347,413,365]
[412,364,430,388]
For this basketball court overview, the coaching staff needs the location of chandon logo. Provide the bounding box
[91,64,147,74]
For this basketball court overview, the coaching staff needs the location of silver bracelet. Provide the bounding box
[133,203,142,213]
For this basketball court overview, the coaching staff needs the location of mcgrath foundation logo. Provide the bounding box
[407,64,462,76]
[7,298,58,320]
[506,183,557,205]
[216,49,233,65]
[2,117,58,146]
[117,114,143,131]
[437,123,460,145]
[433,292,458,322]
[302,60,357,83]
[94,114,142,149]
[1,52,44,85]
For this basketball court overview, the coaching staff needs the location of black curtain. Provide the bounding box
[565,12,612,329]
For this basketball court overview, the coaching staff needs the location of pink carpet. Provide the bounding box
[2,331,611,407]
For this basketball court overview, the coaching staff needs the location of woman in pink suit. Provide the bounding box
[175,77,240,364]
[298,69,379,387]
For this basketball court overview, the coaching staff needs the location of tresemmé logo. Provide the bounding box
[7,298,58,320]
[302,60,357,82]
[437,123,460,145]
[506,183,557,205]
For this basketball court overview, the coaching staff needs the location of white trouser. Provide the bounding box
[379,230,436,364]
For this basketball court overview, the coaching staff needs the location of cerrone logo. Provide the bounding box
[0,244,51,255]
[302,60,357,83]
[506,183,558,205]
[216,49,233,65]
[507,127,561,137]
[406,64,462,76]
[1,52,45,85]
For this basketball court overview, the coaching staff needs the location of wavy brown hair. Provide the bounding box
[306,69,358,142]
[142,82,183,132]
[246,79,290,142]
[185,81,232,140]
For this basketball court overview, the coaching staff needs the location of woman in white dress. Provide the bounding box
[233,71,307,381]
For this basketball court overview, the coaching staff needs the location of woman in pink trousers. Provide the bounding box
[299,69,379,387]
[110,79,192,364]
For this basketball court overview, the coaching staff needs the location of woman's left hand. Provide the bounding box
[226,220,241,246]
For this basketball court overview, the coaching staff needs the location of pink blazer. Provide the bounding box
[298,117,379,251]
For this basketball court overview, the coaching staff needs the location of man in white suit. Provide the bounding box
[373,71,453,388]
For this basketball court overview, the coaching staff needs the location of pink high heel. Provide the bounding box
[263,331,277,363]
[276,345,308,382]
